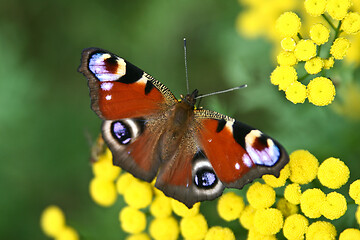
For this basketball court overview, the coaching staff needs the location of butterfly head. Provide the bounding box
[181,89,198,108]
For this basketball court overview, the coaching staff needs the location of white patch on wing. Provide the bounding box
[89,53,126,81]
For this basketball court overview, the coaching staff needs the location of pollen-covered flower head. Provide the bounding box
[289,149,319,184]
[321,192,347,220]
[119,206,147,234]
[253,208,284,235]
[283,214,309,240]
[217,192,245,221]
[270,66,298,90]
[180,214,208,240]
[304,0,327,16]
[246,182,276,209]
[204,226,235,240]
[326,0,352,20]
[341,12,360,34]
[310,23,330,45]
[285,81,307,104]
[294,39,317,61]
[276,12,301,37]
[307,77,336,106]
[330,37,351,59]
[305,57,324,74]
[306,221,337,240]
[317,157,350,189]
[149,217,179,240]
[300,188,326,218]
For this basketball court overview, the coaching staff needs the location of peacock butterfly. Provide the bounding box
[78,48,289,208]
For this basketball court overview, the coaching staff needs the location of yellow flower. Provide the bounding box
[304,0,327,16]
[217,192,245,221]
[171,199,200,217]
[40,205,66,237]
[283,214,309,240]
[149,217,179,240]
[246,182,276,209]
[305,57,324,74]
[55,227,79,240]
[116,172,136,195]
[263,164,290,187]
[124,180,153,209]
[317,157,350,189]
[277,51,297,66]
[321,192,347,220]
[276,198,298,218]
[330,37,351,60]
[294,39,317,61]
[323,57,335,69]
[284,183,302,205]
[239,205,256,230]
[276,12,301,37]
[300,188,326,218]
[326,0,352,20]
[180,214,208,240]
[204,226,235,240]
[339,229,360,240]
[92,151,121,181]
[285,81,307,104]
[289,150,319,184]
[281,37,296,51]
[307,77,336,106]
[270,66,298,90]
[349,179,360,204]
[89,177,117,207]
[253,208,283,235]
[310,23,330,45]
[150,195,172,218]
[342,12,360,34]
[125,233,151,240]
[306,221,337,240]
[119,206,147,234]
[247,229,277,240]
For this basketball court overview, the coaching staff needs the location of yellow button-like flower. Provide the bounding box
[304,0,327,16]
[323,57,335,69]
[124,180,153,209]
[294,40,317,61]
[349,179,360,204]
[307,77,336,106]
[119,207,146,234]
[276,198,298,218]
[285,81,307,104]
[281,37,296,51]
[310,23,330,45]
[40,205,66,237]
[217,192,245,221]
[116,173,136,195]
[204,226,235,240]
[306,221,337,240]
[326,0,351,20]
[92,151,121,181]
[150,195,172,218]
[276,12,301,37]
[284,183,301,205]
[263,164,290,188]
[149,217,179,240]
[89,177,117,207]
[321,192,347,220]
[277,51,297,66]
[180,214,208,240]
[330,37,351,60]
[253,208,283,235]
[171,199,200,217]
[239,205,256,230]
[55,227,79,240]
[270,66,298,91]
[247,182,276,209]
[305,57,324,74]
[342,12,360,34]
[300,188,326,218]
[317,157,350,189]
[247,229,277,240]
[283,214,309,240]
[289,149,319,184]
[339,229,360,240]
[125,233,151,240]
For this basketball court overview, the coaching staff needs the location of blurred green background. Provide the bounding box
[1,0,359,239]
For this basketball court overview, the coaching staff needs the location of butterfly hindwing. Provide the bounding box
[78,48,177,120]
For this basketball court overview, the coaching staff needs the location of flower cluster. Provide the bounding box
[237,0,360,107]
[40,205,79,240]
[88,141,236,240]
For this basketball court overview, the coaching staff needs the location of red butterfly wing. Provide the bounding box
[78,48,177,120]
[195,109,289,188]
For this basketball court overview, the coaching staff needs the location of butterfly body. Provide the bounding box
[79,48,289,207]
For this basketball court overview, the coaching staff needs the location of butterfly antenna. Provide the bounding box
[184,38,190,94]
[195,84,248,99]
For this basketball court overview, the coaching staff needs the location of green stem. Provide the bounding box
[317,45,322,57]
[298,73,309,82]
[322,14,337,31]
[347,200,356,205]
[333,20,343,41]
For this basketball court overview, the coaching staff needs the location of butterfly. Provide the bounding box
[78,48,289,208]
